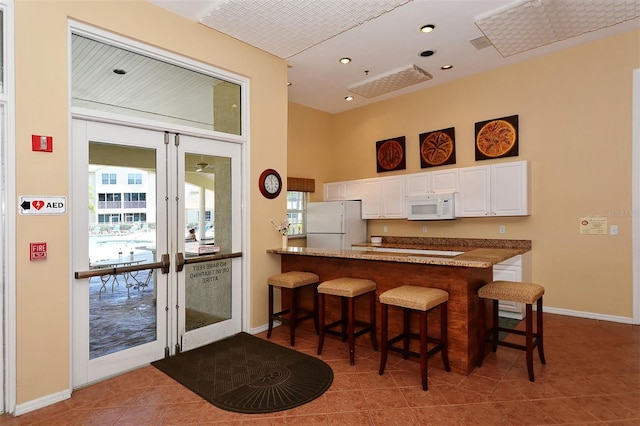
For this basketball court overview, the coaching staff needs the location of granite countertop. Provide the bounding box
[267,237,531,268]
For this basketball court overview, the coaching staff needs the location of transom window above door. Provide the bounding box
[71,34,243,136]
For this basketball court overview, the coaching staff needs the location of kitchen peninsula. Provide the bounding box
[267,237,531,375]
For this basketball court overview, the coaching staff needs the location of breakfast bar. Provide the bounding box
[267,237,531,375]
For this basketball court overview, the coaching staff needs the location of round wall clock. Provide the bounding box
[258,169,282,199]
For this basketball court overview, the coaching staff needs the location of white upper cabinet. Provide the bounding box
[456,166,491,216]
[344,180,364,200]
[491,161,529,216]
[405,169,459,197]
[361,175,406,219]
[457,160,529,217]
[323,182,344,201]
[323,180,363,201]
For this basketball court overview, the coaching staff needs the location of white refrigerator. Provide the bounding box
[306,201,367,249]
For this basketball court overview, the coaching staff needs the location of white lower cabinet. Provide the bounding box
[491,251,532,320]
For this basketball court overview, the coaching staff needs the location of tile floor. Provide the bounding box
[1,313,638,425]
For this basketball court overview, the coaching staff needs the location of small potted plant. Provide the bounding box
[271,219,290,248]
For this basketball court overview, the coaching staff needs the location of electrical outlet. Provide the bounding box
[383,226,388,233]
[422,226,428,233]
[499,225,506,234]
[610,225,618,235]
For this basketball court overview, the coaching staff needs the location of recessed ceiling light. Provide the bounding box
[344,96,354,101]
[339,57,352,64]
[112,69,126,75]
[441,64,453,70]
[287,82,292,86]
[420,49,436,57]
[420,24,435,33]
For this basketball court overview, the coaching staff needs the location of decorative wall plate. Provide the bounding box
[475,115,519,160]
[419,127,456,168]
[376,136,406,172]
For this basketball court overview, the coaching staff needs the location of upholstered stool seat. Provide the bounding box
[267,271,320,346]
[477,280,546,381]
[317,277,378,365]
[378,286,450,391]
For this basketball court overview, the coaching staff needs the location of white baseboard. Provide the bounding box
[544,306,634,324]
[247,321,280,335]
[14,389,71,416]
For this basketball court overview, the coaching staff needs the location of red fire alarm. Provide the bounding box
[30,242,47,261]
[31,135,53,152]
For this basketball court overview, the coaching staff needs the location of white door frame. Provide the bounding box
[632,68,640,325]
[2,0,16,414]
[68,20,250,390]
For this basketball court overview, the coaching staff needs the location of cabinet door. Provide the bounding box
[493,256,525,319]
[431,169,459,193]
[406,173,430,197]
[323,182,344,201]
[491,161,528,216]
[457,166,491,217]
[344,180,363,200]
[381,176,406,218]
[361,179,382,219]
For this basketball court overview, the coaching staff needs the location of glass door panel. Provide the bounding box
[72,120,169,387]
[88,143,158,359]
[176,137,242,352]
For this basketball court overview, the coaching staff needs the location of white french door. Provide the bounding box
[71,119,242,387]
[172,134,242,352]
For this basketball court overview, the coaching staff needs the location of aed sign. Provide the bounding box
[30,242,47,261]
[19,196,67,215]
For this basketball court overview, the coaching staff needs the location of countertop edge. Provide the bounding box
[267,246,529,268]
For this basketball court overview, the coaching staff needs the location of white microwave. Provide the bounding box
[406,193,456,220]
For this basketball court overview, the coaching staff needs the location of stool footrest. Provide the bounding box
[324,319,374,340]
[386,332,445,359]
[484,328,542,352]
[272,309,315,327]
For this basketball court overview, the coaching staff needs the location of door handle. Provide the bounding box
[175,252,185,272]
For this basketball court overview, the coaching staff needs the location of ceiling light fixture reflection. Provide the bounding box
[339,57,352,64]
[420,24,435,33]
[345,96,354,101]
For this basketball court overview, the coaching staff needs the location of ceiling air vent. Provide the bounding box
[348,64,433,99]
[469,35,492,50]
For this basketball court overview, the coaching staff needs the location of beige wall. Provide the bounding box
[289,29,640,319]
[14,1,287,404]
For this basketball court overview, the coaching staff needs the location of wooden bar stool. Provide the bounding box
[267,271,319,346]
[477,280,546,381]
[317,277,378,365]
[378,286,450,391]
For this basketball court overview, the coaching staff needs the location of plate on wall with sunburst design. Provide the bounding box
[419,127,456,168]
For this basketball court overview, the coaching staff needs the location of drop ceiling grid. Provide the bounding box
[198,0,411,58]
[475,0,640,57]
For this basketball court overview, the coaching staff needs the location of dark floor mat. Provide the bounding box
[152,332,333,414]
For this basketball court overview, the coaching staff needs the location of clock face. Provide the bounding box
[264,174,280,193]
[259,169,282,199]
